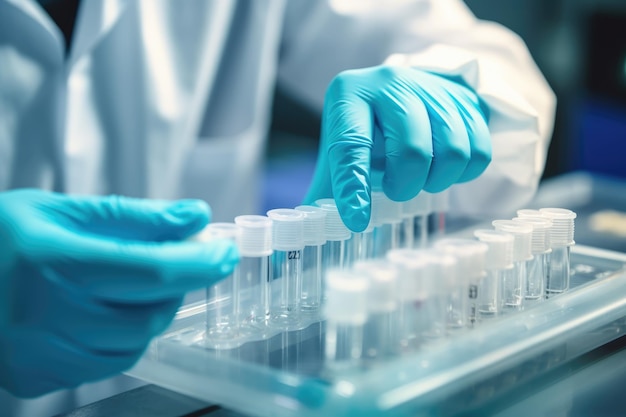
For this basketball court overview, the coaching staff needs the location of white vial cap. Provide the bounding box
[295,205,327,246]
[429,190,450,213]
[353,260,398,313]
[539,208,576,247]
[188,222,240,243]
[234,215,273,257]
[315,199,351,241]
[371,191,403,225]
[386,249,432,301]
[267,209,305,251]
[474,229,514,270]
[517,209,543,218]
[434,238,488,281]
[324,269,369,325]
[423,249,458,291]
[402,192,432,217]
[492,220,533,262]
[512,217,552,254]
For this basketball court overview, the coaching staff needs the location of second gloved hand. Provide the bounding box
[304,66,492,232]
[0,190,238,398]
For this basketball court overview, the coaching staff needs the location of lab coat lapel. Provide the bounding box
[67,0,127,68]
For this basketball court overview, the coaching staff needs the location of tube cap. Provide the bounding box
[473,229,514,270]
[492,220,533,262]
[402,192,432,217]
[267,209,305,251]
[324,269,369,325]
[386,249,432,301]
[315,199,351,241]
[189,222,240,243]
[295,205,327,246]
[371,191,403,225]
[423,249,458,290]
[434,238,488,281]
[353,260,398,313]
[512,217,552,254]
[539,208,576,247]
[234,215,273,257]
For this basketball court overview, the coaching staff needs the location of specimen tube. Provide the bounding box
[316,199,352,271]
[386,249,432,352]
[267,209,305,331]
[324,269,369,372]
[474,230,514,321]
[540,208,576,298]
[354,260,398,361]
[492,220,533,312]
[295,205,327,317]
[234,215,273,340]
[434,238,488,328]
[512,216,552,304]
[371,190,403,258]
[401,192,431,249]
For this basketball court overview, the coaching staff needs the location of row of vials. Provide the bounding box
[193,191,447,350]
[324,207,577,370]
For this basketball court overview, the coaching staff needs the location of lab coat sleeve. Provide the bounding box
[277,0,556,218]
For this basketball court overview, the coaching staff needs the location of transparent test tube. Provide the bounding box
[540,208,577,298]
[234,215,273,340]
[423,250,457,339]
[512,216,552,304]
[429,189,449,238]
[401,192,431,249]
[434,239,488,328]
[371,190,403,258]
[324,269,369,372]
[191,223,242,349]
[386,249,432,352]
[316,199,352,271]
[354,260,398,361]
[492,220,533,313]
[295,205,327,317]
[474,230,514,320]
[267,209,305,331]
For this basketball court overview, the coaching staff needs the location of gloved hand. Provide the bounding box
[304,66,491,232]
[0,189,238,398]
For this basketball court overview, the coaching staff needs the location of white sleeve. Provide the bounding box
[278,0,556,218]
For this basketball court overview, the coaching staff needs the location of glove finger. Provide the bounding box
[453,92,492,182]
[305,74,374,232]
[60,195,211,242]
[373,88,432,201]
[420,90,471,193]
[43,235,239,302]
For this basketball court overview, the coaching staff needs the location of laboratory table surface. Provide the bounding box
[59,171,626,417]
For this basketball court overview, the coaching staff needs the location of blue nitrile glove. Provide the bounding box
[0,189,239,398]
[304,66,491,232]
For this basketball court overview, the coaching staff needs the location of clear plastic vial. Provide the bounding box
[295,205,327,317]
[492,220,533,312]
[324,269,369,372]
[386,249,433,352]
[429,190,449,239]
[267,209,305,331]
[434,238,488,329]
[192,223,242,349]
[371,191,403,258]
[401,192,431,249]
[354,260,399,361]
[512,216,552,304]
[234,215,273,340]
[474,230,514,320]
[540,208,577,298]
[316,199,352,271]
[422,250,457,338]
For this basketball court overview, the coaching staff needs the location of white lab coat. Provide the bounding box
[0,0,555,415]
